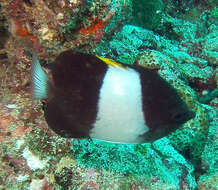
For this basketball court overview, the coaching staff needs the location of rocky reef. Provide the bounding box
[0,0,217,189]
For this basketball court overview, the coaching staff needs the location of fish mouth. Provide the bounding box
[181,110,196,123]
[186,111,196,120]
[172,110,196,124]
[138,111,196,143]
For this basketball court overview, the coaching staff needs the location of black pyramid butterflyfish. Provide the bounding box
[31,50,195,144]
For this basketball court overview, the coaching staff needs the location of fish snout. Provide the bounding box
[172,110,196,124]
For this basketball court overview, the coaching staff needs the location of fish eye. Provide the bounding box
[172,113,183,121]
[173,110,195,122]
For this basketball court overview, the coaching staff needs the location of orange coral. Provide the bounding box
[9,18,43,53]
[79,19,105,35]
[9,18,36,40]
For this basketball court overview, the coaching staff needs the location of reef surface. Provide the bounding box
[0,0,217,189]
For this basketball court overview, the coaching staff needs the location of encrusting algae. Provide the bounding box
[0,0,217,189]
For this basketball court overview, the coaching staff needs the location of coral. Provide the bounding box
[200,108,218,174]
[0,0,217,189]
[25,127,71,160]
[163,0,217,20]
[71,138,197,189]
[203,50,218,66]
[1,0,128,60]
[202,24,218,66]
[29,178,53,190]
[22,147,48,171]
[161,16,198,41]
[96,25,162,64]
[95,22,217,189]
[136,49,166,70]
[197,174,218,190]
[178,63,214,90]
[168,104,210,165]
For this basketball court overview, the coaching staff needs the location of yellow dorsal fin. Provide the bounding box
[97,56,126,69]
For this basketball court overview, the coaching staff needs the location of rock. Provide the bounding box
[72,138,197,189]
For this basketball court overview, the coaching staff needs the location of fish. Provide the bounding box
[31,50,195,144]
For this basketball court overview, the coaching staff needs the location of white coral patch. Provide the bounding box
[22,148,48,171]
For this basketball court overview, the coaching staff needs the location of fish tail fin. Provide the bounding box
[31,53,52,99]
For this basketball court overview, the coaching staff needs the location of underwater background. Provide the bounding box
[0,0,217,189]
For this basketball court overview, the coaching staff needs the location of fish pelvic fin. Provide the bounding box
[31,53,52,99]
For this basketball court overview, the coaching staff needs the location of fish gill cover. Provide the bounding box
[0,0,217,189]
